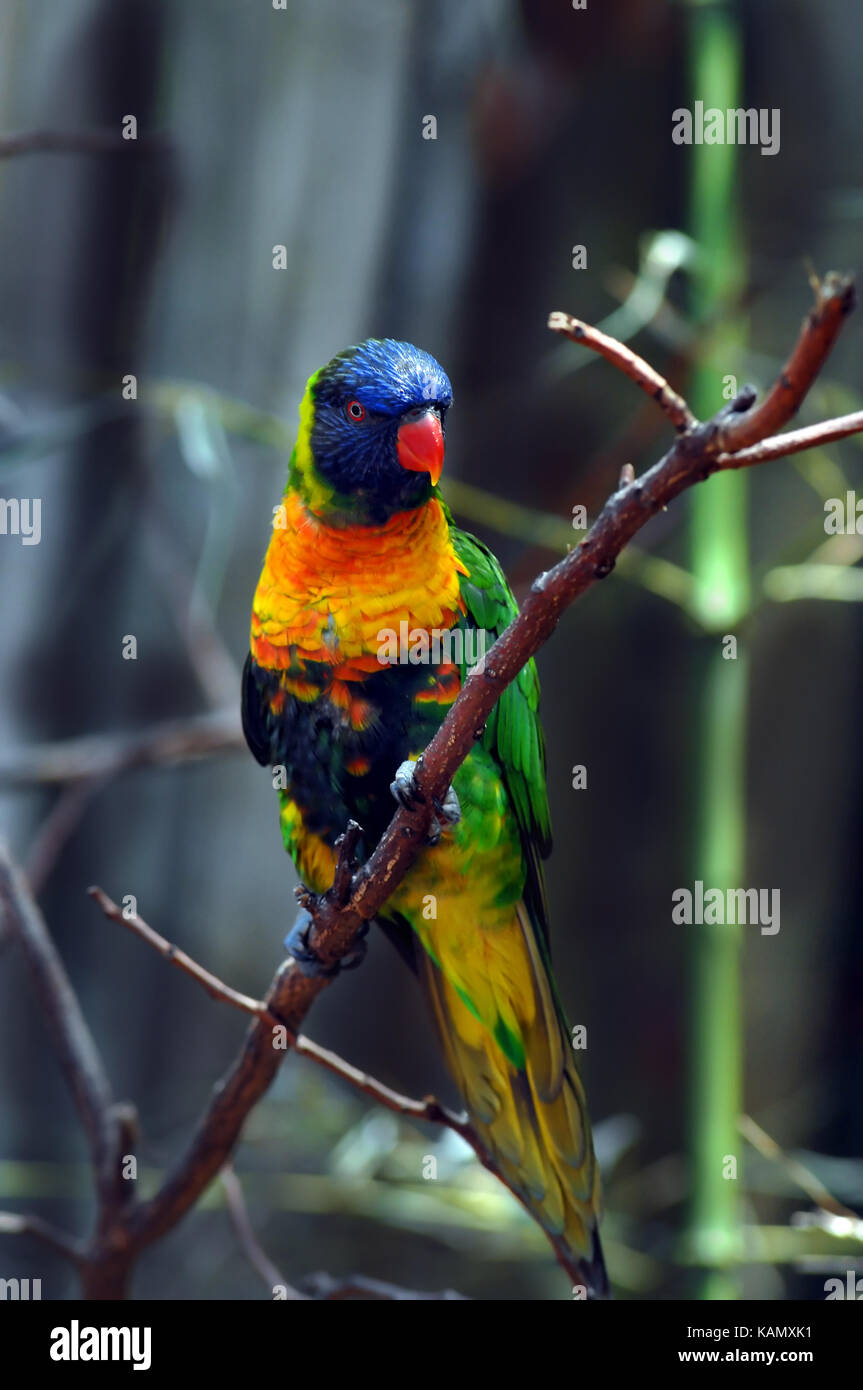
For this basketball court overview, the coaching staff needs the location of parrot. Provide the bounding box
[241,337,608,1297]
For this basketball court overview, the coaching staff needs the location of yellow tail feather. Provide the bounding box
[419,903,608,1297]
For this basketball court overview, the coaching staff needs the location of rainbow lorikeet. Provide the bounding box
[242,338,607,1296]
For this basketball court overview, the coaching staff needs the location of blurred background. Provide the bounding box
[0,0,861,1301]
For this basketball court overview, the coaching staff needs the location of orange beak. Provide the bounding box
[397,410,444,487]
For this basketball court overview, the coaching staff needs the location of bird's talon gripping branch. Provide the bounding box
[426,784,462,846]
[285,907,370,978]
[433,784,461,828]
[390,758,423,811]
[390,758,461,846]
[285,907,327,977]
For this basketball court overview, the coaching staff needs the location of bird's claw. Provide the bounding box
[285,908,369,978]
[390,759,461,846]
[433,783,462,826]
[390,759,424,811]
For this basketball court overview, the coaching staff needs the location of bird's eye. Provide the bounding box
[346,400,366,422]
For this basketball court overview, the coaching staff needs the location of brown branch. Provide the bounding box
[292,1033,467,1129]
[0,846,121,1222]
[717,408,863,468]
[548,310,697,431]
[87,886,279,1027]
[86,883,497,1159]
[87,884,510,1212]
[717,272,855,450]
[120,958,320,1254]
[288,1036,539,1255]
[329,821,362,906]
[87,874,565,1276]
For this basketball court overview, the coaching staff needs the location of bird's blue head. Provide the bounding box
[290,338,453,523]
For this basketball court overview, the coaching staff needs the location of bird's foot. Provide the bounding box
[284,908,369,978]
[390,759,461,846]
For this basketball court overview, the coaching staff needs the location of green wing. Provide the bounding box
[450,523,553,950]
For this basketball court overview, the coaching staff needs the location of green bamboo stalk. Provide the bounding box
[683,0,750,1298]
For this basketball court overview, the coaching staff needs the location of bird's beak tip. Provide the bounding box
[397,411,444,486]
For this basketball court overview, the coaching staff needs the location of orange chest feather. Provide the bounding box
[251,492,468,673]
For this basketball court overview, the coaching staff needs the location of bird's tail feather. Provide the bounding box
[419,933,609,1298]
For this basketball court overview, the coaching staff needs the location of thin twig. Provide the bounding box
[87,886,279,1028]
[299,1271,466,1300]
[717,272,855,450]
[548,310,697,431]
[87,885,492,1188]
[292,1033,470,1135]
[219,1164,303,1297]
[0,846,121,1218]
[290,1036,519,1214]
[0,1211,85,1265]
[738,1114,859,1221]
[718,408,863,468]
[25,780,107,893]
